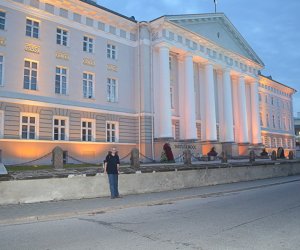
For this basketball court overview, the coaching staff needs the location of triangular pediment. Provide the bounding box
[165,14,264,66]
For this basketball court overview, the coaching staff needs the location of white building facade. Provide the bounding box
[0,0,296,164]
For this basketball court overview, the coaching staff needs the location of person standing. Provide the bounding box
[104,147,121,199]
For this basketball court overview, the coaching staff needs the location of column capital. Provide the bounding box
[154,42,171,51]
[177,52,193,61]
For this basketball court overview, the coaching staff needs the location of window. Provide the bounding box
[265,95,268,103]
[26,18,39,38]
[272,115,275,128]
[259,112,263,126]
[107,78,117,102]
[20,114,38,139]
[272,138,277,148]
[106,122,118,142]
[169,56,172,70]
[0,55,3,86]
[271,96,274,105]
[83,36,94,53]
[23,60,38,90]
[53,117,68,140]
[0,11,5,30]
[0,110,3,138]
[172,125,176,139]
[83,72,94,98]
[81,119,95,141]
[56,28,68,46]
[55,66,67,95]
[266,113,270,127]
[278,116,281,129]
[258,93,262,102]
[170,86,174,109]
[107,44,117,59]
[283,117,286,130]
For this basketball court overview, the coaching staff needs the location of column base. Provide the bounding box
[221,142,238,158]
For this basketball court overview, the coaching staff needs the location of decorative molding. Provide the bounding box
[107,64,118,72]
[0,37,6,46]
[24,43,40,54]
[56,51,69,60]
[83,58,96,66]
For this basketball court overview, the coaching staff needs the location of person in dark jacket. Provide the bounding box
[104,147,121,199]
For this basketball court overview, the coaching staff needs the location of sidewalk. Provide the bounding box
[1,175,299,226]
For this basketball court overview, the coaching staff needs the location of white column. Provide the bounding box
[222,68,234,142]
[250,81,262,144]
[158,46,172,138]
[204,63,217,141]
[237,76,249,143]
[184,54,197,139]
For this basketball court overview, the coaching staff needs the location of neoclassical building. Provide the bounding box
[0,0,296,164]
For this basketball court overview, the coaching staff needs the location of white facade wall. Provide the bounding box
[0,0,296,164]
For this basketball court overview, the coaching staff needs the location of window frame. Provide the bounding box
[0,55,4,86]
[106,77,118,102]
[107,43,117,60]
[0,110,3,138]
[56,27,68,46]
[53,116,69,141]
[83,72,94,99]
[26,18,40,39]
[83,35,94,53]
[20,113,39,140]
[0,10,6,30]
[55,66,68,95]
[23,59,38,91]
[81,118,95,142]
[106,121,119,143]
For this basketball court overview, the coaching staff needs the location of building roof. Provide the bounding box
[151,13,264,67]
[79,0,137,23]
[259,73,297,93]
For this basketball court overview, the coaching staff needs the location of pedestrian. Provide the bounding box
[104,147,121,199]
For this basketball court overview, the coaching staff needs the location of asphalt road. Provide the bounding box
[1,177,300,250]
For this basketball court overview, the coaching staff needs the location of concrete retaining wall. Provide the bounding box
[1,162,300,205]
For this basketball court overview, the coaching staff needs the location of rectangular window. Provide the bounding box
[83,36,94,53]
[83,72,94,98]
[0,110,3,138]
[23,60,38,90]
[278,116,281,129]
[0,11,6,30]
[266,114,270,127]
[0,55,3,86]
[258,93,261,102]
[272,115,275,128]
[81,119,95,141]
[107,44,117,59]
[259,112,263,126]
[56,28,68,46]
[107,78,117,102]
[106,122,118,142]
[170,86,174,109]
[20,114,38,139]
[53,117,68,140]
[26,18,39,38]
[55,66,67,95]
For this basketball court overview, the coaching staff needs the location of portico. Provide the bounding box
[151,14,265,157]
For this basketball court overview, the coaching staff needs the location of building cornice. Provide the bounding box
[150,18,263,78]
[2,0,137,46]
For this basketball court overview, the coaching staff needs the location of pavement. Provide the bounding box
[1,175,299,226]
